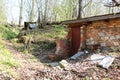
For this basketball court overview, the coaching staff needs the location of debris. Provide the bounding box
[47,62,59,67]
[99,56,115,69]
[70,51,85,60]
[90,54,105,63]
[84,50,89,54]
[59,60,69,68]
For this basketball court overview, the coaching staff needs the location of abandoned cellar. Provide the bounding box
[63,13,120,56]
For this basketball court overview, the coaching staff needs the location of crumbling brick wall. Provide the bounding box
[83,19,120,52]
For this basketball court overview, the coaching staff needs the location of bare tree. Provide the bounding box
[112,0,120,6]
[24,0,35,22]
[104,0,120,7]
[19,0,23,26]
[29,0,35,22]
[77,0,82,19]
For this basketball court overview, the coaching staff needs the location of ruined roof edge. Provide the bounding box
[62,13,120,24]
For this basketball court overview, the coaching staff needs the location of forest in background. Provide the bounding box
[1,0,120,26]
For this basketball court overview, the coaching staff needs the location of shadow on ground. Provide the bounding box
[31,40,56,63]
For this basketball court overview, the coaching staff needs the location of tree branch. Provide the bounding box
[112,0,120,6]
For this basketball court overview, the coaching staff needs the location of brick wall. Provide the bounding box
[83,19,120,52]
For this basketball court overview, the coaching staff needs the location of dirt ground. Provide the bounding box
[1,40,120,80]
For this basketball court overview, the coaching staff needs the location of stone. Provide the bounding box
[47,62,59,67]
[106,34,111,37]
[90,38,93,41]
[59,60,69,68]
[86,39,90,44]
[116,35,120,39]
[109,36,116,40]
[98,32,105,37]
[85,50,89,54]
[43,77,51,80]
[110,46,115,50]
[100,43,106,47]
[113,42,119,46]
[98,56,115,69]
[90,54,105,64]
[90,41,95,45]
[104,37,109,40]
[70,51,85,60]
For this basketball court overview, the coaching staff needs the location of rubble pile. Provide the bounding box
[32,51,120,80]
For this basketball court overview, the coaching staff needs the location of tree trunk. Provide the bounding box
[43,0,49,24]
[77,0,82,19]
[37,11,43,28]
[29,0,35,22]
[19,0,23,26]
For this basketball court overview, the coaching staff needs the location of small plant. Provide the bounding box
[84,76,89,80]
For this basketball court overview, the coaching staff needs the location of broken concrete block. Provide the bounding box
[59,60,69,68]
[70,52,84,60]
[98,56,115,69]
[90,54,105,64]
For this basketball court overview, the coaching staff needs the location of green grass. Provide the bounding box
[0,25,19,40]
[0,41,19,67]
[35,25,67,39]
[49,25,67,38]
[0,40,19,78]
[0,25,19,78]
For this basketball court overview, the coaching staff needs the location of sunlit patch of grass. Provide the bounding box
[44,33,55,38]
[0,65,20,79]
[35,25,67,39]
[0,46,19,66]
[53,25,67,38]
[0,39,19,78]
